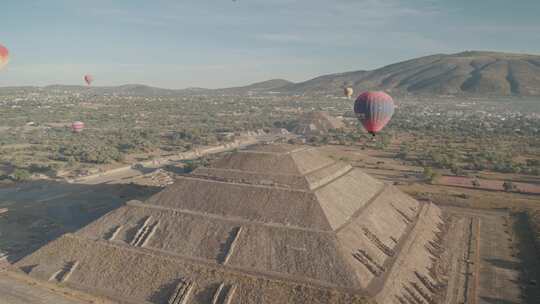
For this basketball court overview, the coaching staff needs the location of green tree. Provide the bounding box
[396,145,409,160]
[526,159,540,166]
[502,181,517,192]
[423,167,433,179]
[67,156,77,167]
[11,169,31,181]
[423,167,440,184]
[450,164,464,176]
[183,162,197,173]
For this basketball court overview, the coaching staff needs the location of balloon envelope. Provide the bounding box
[71,121,85,133]
[354,91,395,134]
[0,44,9,70]
[84,75,93,86]
[344,87,353,98]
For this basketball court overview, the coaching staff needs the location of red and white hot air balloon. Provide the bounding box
[0,44,9,70]
[354,91,395,136]
[71,121,85,133]
[84,74,93,86]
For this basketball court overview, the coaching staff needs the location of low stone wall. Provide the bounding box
[70,138,257,183]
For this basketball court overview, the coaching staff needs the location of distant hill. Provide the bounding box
[0,84,180,96]
[213,79,293,95]
[0,79,294,97]
[2,51,540,97]
[278,71,369,95]
[281,51,540,96]
[103,84,178,96]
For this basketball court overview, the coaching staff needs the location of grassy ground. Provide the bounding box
[320,144,540,212]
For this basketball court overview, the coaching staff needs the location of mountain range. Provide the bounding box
[281,51,540,96]
[2,51,539,97]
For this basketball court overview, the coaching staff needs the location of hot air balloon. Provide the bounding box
[354,91,395,136]
[84,75,93,86]
[0,44,9,70]
[71,121,85,133]
[344,87,353,99]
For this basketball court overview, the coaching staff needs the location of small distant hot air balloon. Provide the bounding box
[84,75,93,86]
[344,87,353,99]
[354,91,395,136]
[0,44,9,70]
[71,121,85,133]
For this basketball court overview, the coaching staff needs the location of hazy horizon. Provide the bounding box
[1,0,539,89]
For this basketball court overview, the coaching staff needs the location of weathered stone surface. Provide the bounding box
[15,144,442,304]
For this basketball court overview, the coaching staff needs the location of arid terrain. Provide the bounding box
[2,0,540,299]
[1,52,539,304]
[319,145,540,304]
[0,142,538,304]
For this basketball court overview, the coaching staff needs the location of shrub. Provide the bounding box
[422,167,440,184]
[502,181,518,192]
[11,169,31,181]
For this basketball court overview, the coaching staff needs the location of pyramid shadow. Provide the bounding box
[0,179,161,263]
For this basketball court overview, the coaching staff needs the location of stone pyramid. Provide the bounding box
[15,144,444,304]
[293,111,344,136]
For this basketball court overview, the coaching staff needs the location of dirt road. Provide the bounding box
[442,207,538,304]
[72,134,274,186]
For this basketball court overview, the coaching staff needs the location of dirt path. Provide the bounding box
[477,214,522,303]
[437,176,540,195]
[465,217,480,304]
[513,212,540,303]
[441,207,536,304]
[72,135,266,186]
[441,216,470,304]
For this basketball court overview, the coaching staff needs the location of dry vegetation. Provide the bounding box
[1,83,539,186]
[1,79,540,303]
[528,210,540,254]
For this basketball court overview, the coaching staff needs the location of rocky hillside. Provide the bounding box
[213,79,293,95]
[0,79,294,97]
[280,51,540,96]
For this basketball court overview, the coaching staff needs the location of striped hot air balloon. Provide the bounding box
[84,74,93,86]
[71,121,85,133]
[0,44,9,70]
[354,91,395,136]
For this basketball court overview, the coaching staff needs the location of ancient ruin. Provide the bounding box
[293,111,345,136]
[14,144,445,304]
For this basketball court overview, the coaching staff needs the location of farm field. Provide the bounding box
[320,144,540,304]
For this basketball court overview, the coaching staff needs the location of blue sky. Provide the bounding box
[1,0,539,88]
